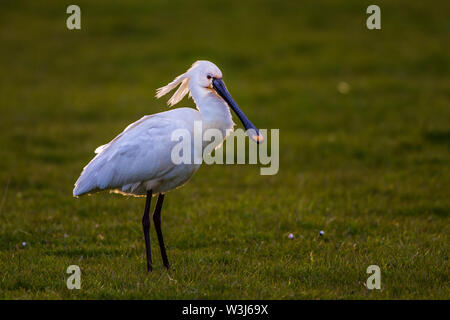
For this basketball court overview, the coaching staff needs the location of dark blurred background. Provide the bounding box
[0,0,448,299]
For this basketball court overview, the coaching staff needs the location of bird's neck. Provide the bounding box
[190,85,234,134]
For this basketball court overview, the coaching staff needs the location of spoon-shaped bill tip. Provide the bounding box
[251,132,264,143]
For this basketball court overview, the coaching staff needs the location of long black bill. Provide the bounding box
[212,78,264,143]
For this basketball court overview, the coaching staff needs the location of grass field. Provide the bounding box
[0,0,449,299]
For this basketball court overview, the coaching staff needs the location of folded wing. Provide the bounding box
[73,108,199,196]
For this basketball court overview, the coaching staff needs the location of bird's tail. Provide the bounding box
[73,159,101,197]
[73,174,94,197]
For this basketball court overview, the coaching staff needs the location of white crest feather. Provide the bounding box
[155,61,210,107]
[155,72,190,107]
[167,77,190,106]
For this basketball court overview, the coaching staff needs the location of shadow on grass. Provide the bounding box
[48,247,127,257]
[394,205,449,218]
[423,129,450,146]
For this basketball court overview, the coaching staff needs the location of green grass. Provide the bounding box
[0,0,449,299]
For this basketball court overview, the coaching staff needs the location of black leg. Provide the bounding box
[142,190,153,272]
[153,193,170,269]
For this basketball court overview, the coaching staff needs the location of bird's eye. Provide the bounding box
[207,75,212,80]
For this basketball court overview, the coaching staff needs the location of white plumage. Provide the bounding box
[73,108,202,196]
[73,61,245,197]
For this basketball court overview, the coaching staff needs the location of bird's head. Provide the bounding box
[155,61,222,105]
[156,60,263,143]
[189,60,223,89]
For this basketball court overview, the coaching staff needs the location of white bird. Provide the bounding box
[73,60,262,271]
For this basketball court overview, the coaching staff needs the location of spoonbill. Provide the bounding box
[73,60,263,271]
